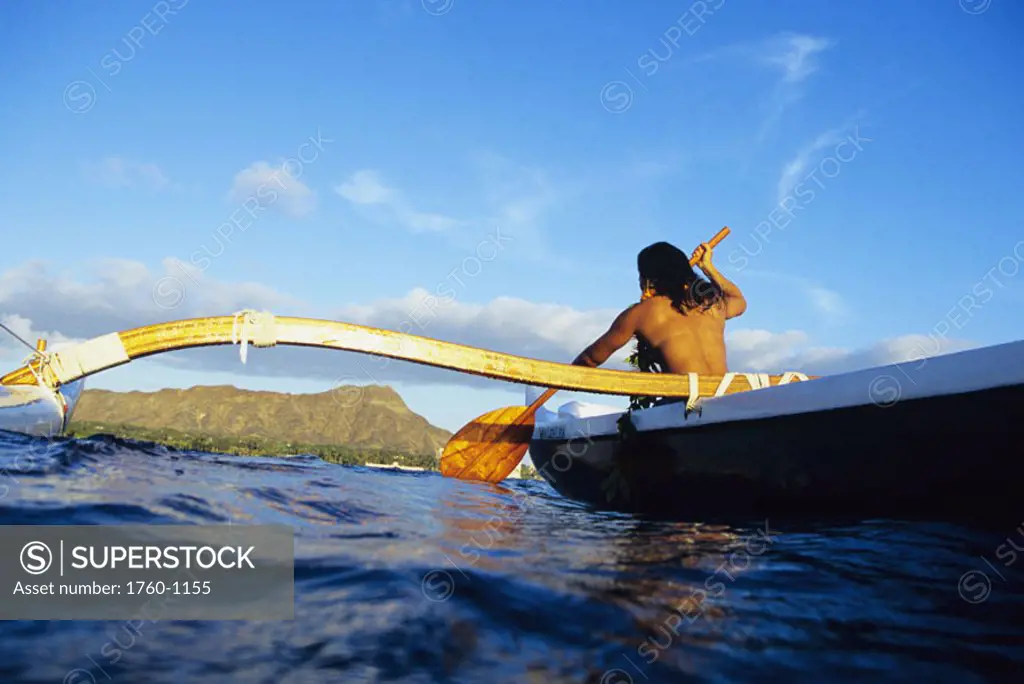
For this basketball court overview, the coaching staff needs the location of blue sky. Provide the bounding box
[1,0,1022,435]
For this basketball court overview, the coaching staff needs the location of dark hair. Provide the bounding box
[637,241,723,313]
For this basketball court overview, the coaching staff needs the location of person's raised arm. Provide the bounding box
[694,243,747,319]
[572,304,641,368]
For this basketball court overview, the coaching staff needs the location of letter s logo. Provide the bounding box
[21,541,53,575]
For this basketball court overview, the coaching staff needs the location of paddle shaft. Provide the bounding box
[525,226,732,414]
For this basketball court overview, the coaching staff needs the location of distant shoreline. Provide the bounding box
[66,421,543,479]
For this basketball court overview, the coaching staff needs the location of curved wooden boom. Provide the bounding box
[0,314,810,397]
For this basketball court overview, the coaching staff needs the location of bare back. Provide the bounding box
[633,296,728,374]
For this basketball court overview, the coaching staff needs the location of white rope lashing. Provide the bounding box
[684,371,804,418]
[685,372,701,416]
[17,350,68,416]
[2,322,67,405]
[22,352,48,387]
[230,310,278,364]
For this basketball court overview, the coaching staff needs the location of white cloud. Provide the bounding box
[685,33,834,140]
[338,288,621,364]
[688,32,833,80]
[757,33,834,142]
[736,270,849,322]
[335,170,394,205]
[470,153,567,262]
[807,286,848,319]
[0,259,302,344]
[727,329,810,370]
[334,169,460,234]
[729,330,974,376]
[333,158,566,264]
[84,156,169,189]
[776,124,851,204]
[397,209,461,233]
[761,33,834,84]
[228,161,315,218]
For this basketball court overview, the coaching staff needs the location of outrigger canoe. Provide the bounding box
[0,311,1020,521]
[529,339,1023,521]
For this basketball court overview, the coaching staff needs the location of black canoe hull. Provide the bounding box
[528,383,1021,522]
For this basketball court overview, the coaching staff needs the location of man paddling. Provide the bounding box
[572,240,746,375]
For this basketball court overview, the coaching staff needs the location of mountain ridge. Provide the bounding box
[70,384,451,455]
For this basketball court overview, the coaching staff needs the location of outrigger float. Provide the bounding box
[1,311,1021,520]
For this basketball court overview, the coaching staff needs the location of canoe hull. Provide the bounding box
[0,380,85,439]
[529,382,1021,521]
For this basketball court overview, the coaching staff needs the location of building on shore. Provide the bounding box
[363,461,426,472]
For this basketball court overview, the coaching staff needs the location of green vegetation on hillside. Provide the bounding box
[66,421,549,478]
[67,421,441,470]
[520,464,543,480]
[71,385,452,457]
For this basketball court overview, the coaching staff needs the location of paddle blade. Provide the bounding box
[440,404,537,483]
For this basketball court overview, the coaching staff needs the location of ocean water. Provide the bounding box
[0,429,1021,684]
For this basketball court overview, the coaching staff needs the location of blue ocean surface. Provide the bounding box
[0,429,1021,683]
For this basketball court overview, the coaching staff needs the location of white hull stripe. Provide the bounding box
[533,339,1024,441]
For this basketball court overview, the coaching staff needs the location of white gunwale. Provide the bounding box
[533,339,1024,440]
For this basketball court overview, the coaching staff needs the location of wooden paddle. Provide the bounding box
[439,226,732,483]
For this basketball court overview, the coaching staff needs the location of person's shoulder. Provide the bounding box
[632,297,663,314]
[620,298,656,323]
